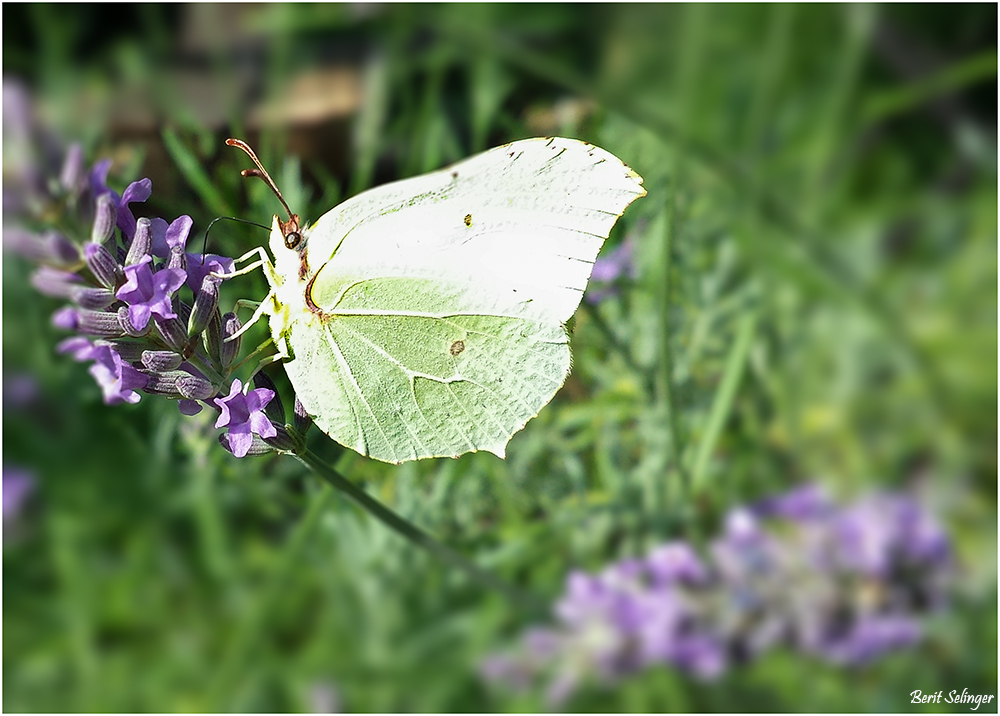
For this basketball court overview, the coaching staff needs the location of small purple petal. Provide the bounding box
[178,399,203,416]
[115,177,152,240]
[166,215,193,251]
[57,336,94,360]
[3,466,35,523]
[52,306,79,330]
[149,217,170,258]
[186,254,235,293]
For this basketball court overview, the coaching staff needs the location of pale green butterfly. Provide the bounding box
[226,137,645,463]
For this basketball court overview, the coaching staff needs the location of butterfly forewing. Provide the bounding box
[269,137,644,462]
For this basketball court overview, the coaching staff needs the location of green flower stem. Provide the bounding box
[659,173,689,501]
[296,447,546,615]
[690,310,757,492]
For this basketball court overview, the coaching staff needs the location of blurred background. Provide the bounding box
[3,4,996,711]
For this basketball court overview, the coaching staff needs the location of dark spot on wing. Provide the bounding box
[449,340,466,356]
[464,213,472,227]
[451,171,458,179]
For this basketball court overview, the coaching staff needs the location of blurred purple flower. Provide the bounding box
[3,466,35,523]
[591,240,635,282]
[481,483,953,706]
[115,255,186,331]
[3,372,40,411]
[754,483,834,521]
[810,614,922,665]
[647,542,709,585]
[214,378,278,458]
[586,239,636,304]
[309,682,341,714]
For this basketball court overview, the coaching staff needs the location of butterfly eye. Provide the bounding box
[284,231,302,250]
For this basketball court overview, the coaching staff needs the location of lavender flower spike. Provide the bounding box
[214,378,278,458]
[116,255,186,331]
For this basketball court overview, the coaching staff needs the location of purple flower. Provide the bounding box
[647,542,709,586]
[482,483,953,705]
[3,466,35,523]
[810,614,922,665]
[186,254,235,294]
[87,344,148,404]
[146,214,235,292]
[150,215,192,257]
[586,239,636,304]
[214,378,278,458]
[115,255,186,331]
[58,338,147,404]
[89,160,152,242]
[591,240,635,282]
[3,372,39,411]
[754,483,834,521]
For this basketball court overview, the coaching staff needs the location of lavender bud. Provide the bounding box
[84,242,124,290]
[155,316,189,353]
[167,246,187,273]
[59,143,85,194]
[262,424,300,453]
[125,218,152,266]
[117,306,149,337]
[220,312,241,370]
[45,232,80,266]
[142,371,182,397]
[79,309,128,338]
[105,340,146,362]
[177,300,192,326]
[205,310,223,366]
[253,371,285,424]
[188,276,220,337]
[293,398,313,435]
[141,350,183,372]
[5,228,48,262]
[72,286,117,310]
[52,307,79,330]
[31,267,81,299]
[219,432,273,457]
[90,193,118,245]
[179,400,203,416]
[176,374,215,401]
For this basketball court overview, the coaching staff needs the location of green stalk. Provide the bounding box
[690,311,757,491]
[659,174,688,498]
[297,448,545,614]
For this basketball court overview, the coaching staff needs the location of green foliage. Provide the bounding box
[3,4,996,712]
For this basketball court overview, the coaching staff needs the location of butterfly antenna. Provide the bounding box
[200,215,271,264]
[226,138,300,235]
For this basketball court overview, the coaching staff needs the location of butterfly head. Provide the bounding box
[227,136,305,254]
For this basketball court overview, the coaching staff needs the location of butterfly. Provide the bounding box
[228,136,645,463]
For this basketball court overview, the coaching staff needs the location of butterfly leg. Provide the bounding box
[214,246,275,281]
[225,298,279,346]
[217,247,286,342]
